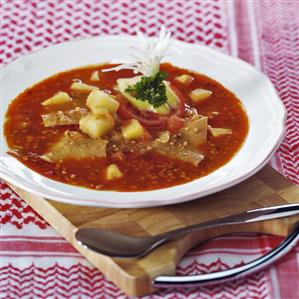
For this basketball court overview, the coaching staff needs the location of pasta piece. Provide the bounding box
[181,115,208,147]
[189,88,212,103]
[106,164,123,180]
[71,82,98,93]
[152,142,204,166]
[41,107,89,127]
[209,126,232,137]
[41,131,107,163]
[90,70,100,82]
[41,92,72,106]
[87,89,119,115]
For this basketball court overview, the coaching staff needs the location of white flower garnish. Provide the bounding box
[102,27,171,77]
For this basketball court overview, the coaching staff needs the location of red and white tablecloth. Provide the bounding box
[1,1,298,298]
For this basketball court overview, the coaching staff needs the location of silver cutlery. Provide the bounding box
[75,204,299,258]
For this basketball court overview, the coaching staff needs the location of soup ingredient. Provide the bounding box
[168,84,185,117]
[109,124,204,166]
[209,127,232,137]
[108,130,150,155]
[125,71,168,108]
[117,76,170,115]
[181,115,208,147]
[151,114,207,166]
[41,91,72,106]
[71,82,97,93]
[87,89,119,115]
[118,76,157,112]
[42,107,89,127]
[189,88,212,103]
[79,114,115,139]
[164,81,179,109]
[118,99,167,130]
[156,131,170,143]
[106,164,123,180]
[167,115,185,132]
[117,82,185,131]
[121,119,147,140]
[90,70,100,82]
[152,141,204,166]
[41,131,107,163]
[175,74,194,85]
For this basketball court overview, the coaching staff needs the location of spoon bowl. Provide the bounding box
[75,228,167,258]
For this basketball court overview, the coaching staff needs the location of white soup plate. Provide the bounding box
[0,35,286,208]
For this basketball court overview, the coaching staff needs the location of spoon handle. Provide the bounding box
[160,204,299,241]
[154,220,299,289]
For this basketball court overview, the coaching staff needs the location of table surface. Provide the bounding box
[1,1,298,298]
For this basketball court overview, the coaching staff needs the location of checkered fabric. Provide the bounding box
[1,1,298,298]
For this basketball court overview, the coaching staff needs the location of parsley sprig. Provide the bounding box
[125,72,168,108]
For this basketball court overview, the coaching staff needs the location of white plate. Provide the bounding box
[1,35,286,208]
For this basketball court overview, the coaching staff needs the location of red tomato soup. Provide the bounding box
[4,63,248,191]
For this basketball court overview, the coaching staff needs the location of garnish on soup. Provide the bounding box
[4,28,248,191]
[125,71,168,108]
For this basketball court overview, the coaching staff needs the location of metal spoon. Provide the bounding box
[75,204,299,258]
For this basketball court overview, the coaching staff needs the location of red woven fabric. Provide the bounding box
[1,1,298,298]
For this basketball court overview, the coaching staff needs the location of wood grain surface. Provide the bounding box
[7,165,299,297]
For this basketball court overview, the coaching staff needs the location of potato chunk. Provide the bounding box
[79,114,114,139]
[106,164,123,180]
[121,119,146,140]
[117,76,170,115]
[90,70,100,82]
[86,89,119,115]
[164,81,179,109]
[175,74,194,85]
[189,88,212,103]
[209,127,232,137]
[71,82,98,93]
[41,92,72,106]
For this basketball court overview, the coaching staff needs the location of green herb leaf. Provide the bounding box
[125,72,168,108]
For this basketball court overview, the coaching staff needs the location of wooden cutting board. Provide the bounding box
[6,165,299,297]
